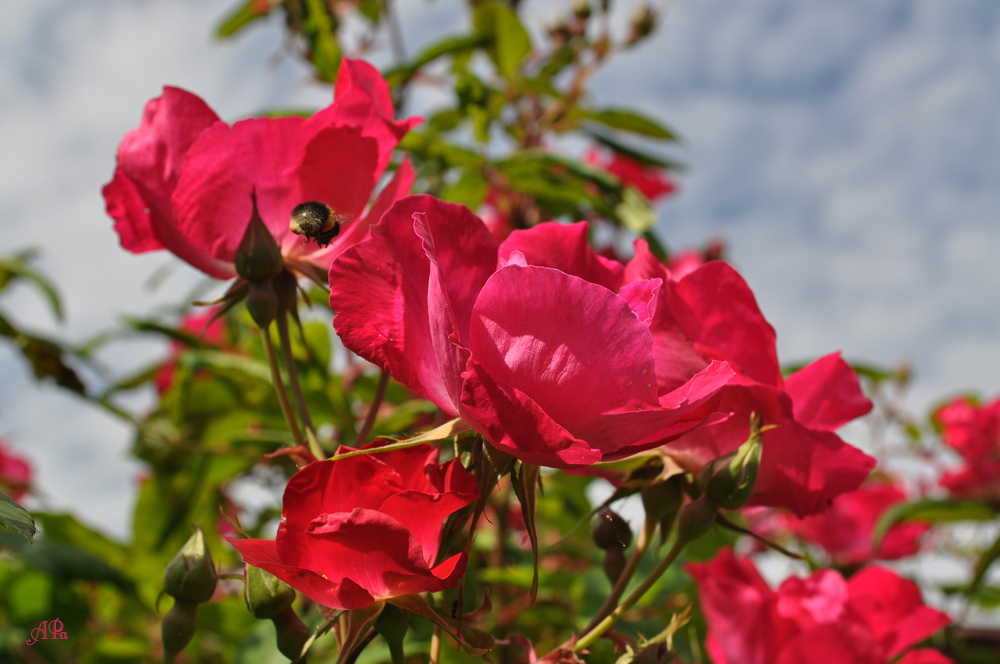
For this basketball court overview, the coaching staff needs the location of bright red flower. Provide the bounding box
[778,480,928,566]
[329,197,735,468]
[689,548,952,664]
[0,440,32,503]
[154,308,229,394]
[624,238,875,516]
[104,59,419,278]
[935,395,1000,504]
[228,444,477,609]
[585,148,676,202]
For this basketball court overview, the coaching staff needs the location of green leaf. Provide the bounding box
[338,418,472,460]
[337,602,385,664]
[383,34,489,88]
[969,531,1000,602]
[216,0,273,38]
[441,170,489,209]
[0,490,36,542]
[303,0,342,82]
[585,129,685,170]
[511,463,541,606]
[0,251,63,321]
[578,108,678,141]
[616,186,657,233]
[473,1,531,80]
[387,594,493,656]
[872,499,996,548]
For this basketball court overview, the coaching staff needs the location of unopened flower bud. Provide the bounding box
[245,565,296,619]
[273,269,299,315]
[703,432,762,510]
[272,605,311,661]
[641,476,684,525]
[626,4,657,45]
[163,527,218,603]
[603,544,627,584]
[235,192,284,283]
[162,598,198,664]
[677,495,716,543]
[572,0,592,20]
[593,509,632,550]
[246,280,279,328]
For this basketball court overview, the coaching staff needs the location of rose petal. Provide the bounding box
[499,221,624,292]
[228,537,375,609]
[668,261,782,387]
[330,195,497,414]
[784,352,872,431]
[847,566,951,659]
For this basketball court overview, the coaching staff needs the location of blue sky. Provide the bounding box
[2,0,999,537]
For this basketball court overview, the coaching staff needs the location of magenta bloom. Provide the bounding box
[623,239,875,516]
[104,59,419,278]
[329,196,734,468]
[689,548,952,664]
[585,148,676,202]
[935,395,1000,504]
[0,441,32,503]
[229,444,477,609]
[779,480,928,566]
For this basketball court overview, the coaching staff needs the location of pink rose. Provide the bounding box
[689,548,952,664]
[104,59,419,278]
[624,238,875,515]
[780,480,929,566]
[329,196,734,468]
[935,396,1000,504]
[0,440,32,503]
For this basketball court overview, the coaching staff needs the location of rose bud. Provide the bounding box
[163,527,217,603]
[593,509,633,550]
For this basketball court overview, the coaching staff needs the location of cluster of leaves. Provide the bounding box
[218,0,678,246]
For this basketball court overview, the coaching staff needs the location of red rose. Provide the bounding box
[935,395,1000,503]
[624,238,875,516]
[0,440,32,502]
[779,480,928,566]
[103,59,419,278]
[228,444,478,609]
[329,196,734,469]
[585,148,677,202]
[688,548,952,664]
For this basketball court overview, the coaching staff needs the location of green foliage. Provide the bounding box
[0,492,36,543]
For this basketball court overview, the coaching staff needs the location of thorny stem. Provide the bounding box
[277,312,325,460]
[581,515,656,634]
[568,535,687,653]
[355,370,389,446]
[259,327,306,451]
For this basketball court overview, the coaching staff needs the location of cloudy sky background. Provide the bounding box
[1,0,999,539]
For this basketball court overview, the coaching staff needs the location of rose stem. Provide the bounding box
[429,624,442,664]
[355,370,389,445]
[568,535,687,654]
[276,311,325,460]
[581,514,656,633]
[259,326,307,452]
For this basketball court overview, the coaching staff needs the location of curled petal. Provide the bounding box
[785,352,872,431]
[330,195,497,413]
